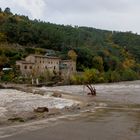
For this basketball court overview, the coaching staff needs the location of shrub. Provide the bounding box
[83,68,100,84]
[121,69,139,81]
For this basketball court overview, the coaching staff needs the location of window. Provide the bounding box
[30,66,32,69]
[54,66,56,70]
[24,66,27,69]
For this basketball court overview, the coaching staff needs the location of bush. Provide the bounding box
[104,70,121,82]
[1,70,15,82]
[83,68,100,84]
[70,73,84,85]
[71,69,101,84]
[110,71,121,82]
[121,69,139,81]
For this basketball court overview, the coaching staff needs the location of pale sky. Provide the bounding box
[0,0,140,33]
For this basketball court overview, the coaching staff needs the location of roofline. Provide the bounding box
[28,54,60,59]
[61,60,74,62]
[16,61,34,64]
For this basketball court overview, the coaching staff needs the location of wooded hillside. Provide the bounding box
[0,8,140,83]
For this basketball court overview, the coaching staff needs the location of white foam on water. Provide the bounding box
[0,89,79,117]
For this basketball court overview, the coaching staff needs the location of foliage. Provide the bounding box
[68,50,77,61]
[104,70,121,82]
[71,69,101,84]
[70,73,84,85]
[82,68,100,84]
[120,69,139,81]
[0,7,140,83]
[92,56,104,72]
[4,7,12,15]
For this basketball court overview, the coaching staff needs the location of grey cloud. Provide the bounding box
[1,0,140,33]
[43,0,140,33]
[45,0,134,14]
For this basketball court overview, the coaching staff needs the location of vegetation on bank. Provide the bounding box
[0,7,140,84]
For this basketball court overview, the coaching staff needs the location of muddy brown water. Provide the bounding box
[0,80,140,140]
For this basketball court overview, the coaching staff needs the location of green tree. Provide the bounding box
[83,68,100,84]
[0,55,9,70]
[92,56,104,72]
[0,32,7,42]
[110,71,121,82]
[4,7,12,14]
[121,69,138,81]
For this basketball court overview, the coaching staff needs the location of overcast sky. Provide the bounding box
[0,0,140,33]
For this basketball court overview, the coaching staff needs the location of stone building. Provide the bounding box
[16,54,76,77]
[60,60,76,77]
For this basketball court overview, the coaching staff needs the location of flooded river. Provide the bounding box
[0,80,140,140]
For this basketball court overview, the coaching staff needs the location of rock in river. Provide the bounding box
[34,107,49,113]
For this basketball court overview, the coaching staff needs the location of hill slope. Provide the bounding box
[0,8,140,83]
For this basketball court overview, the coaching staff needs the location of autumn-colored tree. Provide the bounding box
[68,50,77,61]
[122,59,135,69]
[83,69,99,96]
[83,68,100,84]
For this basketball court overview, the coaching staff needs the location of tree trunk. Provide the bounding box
[86,84,96,96]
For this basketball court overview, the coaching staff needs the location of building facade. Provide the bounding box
[16,54,76,77]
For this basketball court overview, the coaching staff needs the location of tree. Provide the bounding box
[68,50,77,61]
[0,8,2,13]
[83,69,99,96]
[92,56,104,72]
[0,55,9,70]
[121,68,138,81]
[0,32,7,42]
[83,68,100,84]
[4,7,12,14]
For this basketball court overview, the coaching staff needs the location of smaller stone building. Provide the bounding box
[60,60,76,77]
[16,54,76,77]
